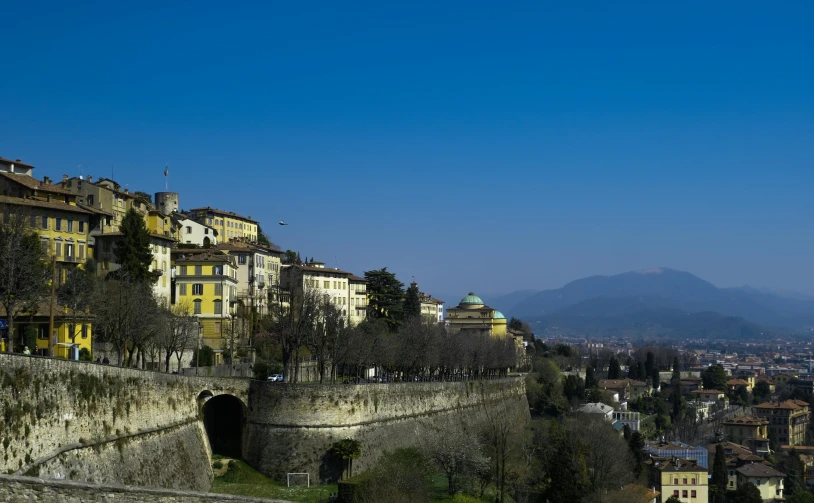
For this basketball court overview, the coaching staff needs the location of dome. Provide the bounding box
[494,311,506,319]
[459,292,484,308]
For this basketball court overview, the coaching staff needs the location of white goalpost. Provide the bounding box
[287,472,310,487]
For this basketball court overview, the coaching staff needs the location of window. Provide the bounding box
[674,479,678,485]
[691,478,696,485]
[193,299,202,314]
[324,281,330,289]
[213,266,223,275]
[56,218,62,231]
[41,239,49,254]
[180,265,187,275]
[683,478,687,485]
[214,300,222,314]
[186,226,192,234]
[205,228,209,235]
[79,221,84,233]
[238,255,246,264]
[67,219,73,232]
[214,322,221,334]
[87,195,94,206]
[180,284,187,295]
[673,491,679,497]
[78,244,85,259]
[41,216,48,229]
[55,242,62,257]
[195,265,202,275]
[81,325,88,339]
[215,284,223,296]
[193,284,203,295]
[682,490,688,498]
[691,490,697,498]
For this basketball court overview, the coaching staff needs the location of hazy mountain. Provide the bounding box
[483,289,540,315]
[511,267,814,329]
[529,297,769,339]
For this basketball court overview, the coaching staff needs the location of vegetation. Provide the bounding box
[364,267,404,332]
[211,458,337,503]
[330,438,362,479]
[404,281,421,321]
[111,208,154,283]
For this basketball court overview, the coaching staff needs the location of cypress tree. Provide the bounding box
[112,208,154,283]
[608,357,621,380]
[711,443,728,503]
[404,282,421,320]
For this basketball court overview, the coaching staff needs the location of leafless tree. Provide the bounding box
[307,297,345,383]
[263,286,320,382]
[57,261,97,346]
[93,277,159,367]
[155,300,198,372]
[418,419,490,496]
[0,205,50,353]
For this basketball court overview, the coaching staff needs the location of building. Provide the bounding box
[728,377,755,392]
[174,216,218,247]
[648,457,708,503]
[60,176,143,233]
[644,441,709,469]
[417,288,444,324]
[0,156,35,176]
[444,293,507,338]
[171,250,238,363]
[94,232,176,304]
[187,207,258,243]
[722,417,770,456]
[0,302,92,359]
[348,275,368,326]
[680,378,703,395]
[575,402,614,420]
[736,463,785,501]
[613,411,642,431]
[754,399,811,447]
[690,389,728,409]
[614,484,659,503]
[281,261,352,316]
[216,241,282,325]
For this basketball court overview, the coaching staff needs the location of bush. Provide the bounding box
[452,495,484,503]
[213,460,223,469]
[79,348,92,361]
[22,326,37,354]
[356,448,433,503]
[190,346,215,367]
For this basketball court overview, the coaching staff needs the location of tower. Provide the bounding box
[154,192,180,216]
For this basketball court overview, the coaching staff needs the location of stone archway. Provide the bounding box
[201,394,245,458]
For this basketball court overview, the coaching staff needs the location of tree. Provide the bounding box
[190,345,214,367]
[281,250,299,265]
[0,205,51,352]
[364,268,404,332]
[671,356,681,384]
[787,492,814,503]
[508,317,523,331]
[133,191,152,204]
[753,380,771,403]
[155,301,199,372]
[731,482,763,503]
[585,365,597,388]
[403,281,421,321]
[628,430,645,476]
[665,497,682,503]
[784,449,806,497]
[306,297,345,383]
[256,225,278,248]
[262,287,320,382]
[57,261,97,345]
[356,448,433,503]
[420,421,489,495]
[112,208,154,283]
[703,364,728,393]
[645,351,655,379]
[608,357,621,379]
[329,438,362,479]
[651,367,661,389]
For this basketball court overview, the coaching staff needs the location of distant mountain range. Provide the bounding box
[485,268,814,339]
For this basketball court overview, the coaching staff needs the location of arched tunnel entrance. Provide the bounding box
[201,393,245,458]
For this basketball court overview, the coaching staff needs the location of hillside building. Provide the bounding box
[187,207,258,243]
[754,399,811,447]
[444,293,507,338]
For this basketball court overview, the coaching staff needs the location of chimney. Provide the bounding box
[43,176,51,184]
[87,175,93,183]
[62,174,68,182]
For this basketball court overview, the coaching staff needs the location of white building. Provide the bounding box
[282,261,371,325]
[348,275,368,326]
[576,402,614,421]
[175,216,218,247]
[216,242,282,320]
[419,290,444,324]
[0,156,35,176]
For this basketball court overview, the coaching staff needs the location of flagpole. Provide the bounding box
[165,164,169,191]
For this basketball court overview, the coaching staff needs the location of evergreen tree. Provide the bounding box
[628,361,639,380]
[508,317,524,331]
[623,424,632,441]
[710,443,728,503]
[785,450,806,496]
[403,282,421,320]
[628,431,645,476]
[645,351,655,378]
[703,364,729,393]
[608,357,621,380]
[112,208,154,283]
[651,367,661,389]
[364,268,405,332]
[731,482,762,503]
[637,362,647,383]
[672,389,683,420]
[585,366,597,388]
[672,356,681,384]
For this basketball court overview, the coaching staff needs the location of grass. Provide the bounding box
[210,459,337,503]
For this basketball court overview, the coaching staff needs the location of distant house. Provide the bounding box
[576,402,614,421]
[721,416,769,456]
[736,463,785,501]
[691,389,728,409]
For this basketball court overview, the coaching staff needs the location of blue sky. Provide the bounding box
[2,1,814,297]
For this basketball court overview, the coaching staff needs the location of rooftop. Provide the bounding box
[722,416,769,426]
[0,156,35,169]
[189,206,257,223]
[0,195,91,214]
[652,457,707,473]
[736,463,785,478]
[459,292,484,306]
[755,399,809,411]
[0,172,73,195]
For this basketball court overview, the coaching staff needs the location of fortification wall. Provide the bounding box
[244,378,529,482]
[0,474,292,503]
[0,355,217,491]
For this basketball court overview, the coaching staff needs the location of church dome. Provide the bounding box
[494,311,506,319]
[460,292,484,308]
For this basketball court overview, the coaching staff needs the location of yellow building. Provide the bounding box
[172,250,238,362]
[444,293,507,338]
[736,463,785,501]
[188,207,258,243]
[649,457,708,503]
[754,399,810,447]
[722,416,770,455]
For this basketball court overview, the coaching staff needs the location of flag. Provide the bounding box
[164,165,168,177]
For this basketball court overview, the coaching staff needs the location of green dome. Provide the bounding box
[460,292,484,306]
[494,311,506,319]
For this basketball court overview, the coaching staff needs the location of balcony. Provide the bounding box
[58,255,79,263]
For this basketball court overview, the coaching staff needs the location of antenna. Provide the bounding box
[78,165,83,178]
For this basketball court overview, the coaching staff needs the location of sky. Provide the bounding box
[2,1,814,298]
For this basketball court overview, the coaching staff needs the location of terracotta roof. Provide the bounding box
[0,172,73,195]
[75,203,113,217]
[0,157,35,169]
[94,231,176,242]
[348,274,367,282]
[692,389,724,395]
[216,242,282,254]
[618,484,660,503]
[728,379,750,385]
[737,463,785,478]
[755,399,809,410]
[173,250,235,264]
[0,195,91,214]
[599,380,630,389]
[189,206,257,223]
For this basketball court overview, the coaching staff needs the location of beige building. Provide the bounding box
[348,275,368,326]
[187,207,258,243]
[649,457,708,503]
[0,156,35,176]
[215,242,282,325]
[418,290,444,324]
[282,262,352,315]
[754,399,811,447]
[736,463,784,501]
[722,416,770,455]
[444,293,507,338]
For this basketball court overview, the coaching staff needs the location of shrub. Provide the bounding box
[79,348,92,361]
[213,460,223,469]
[22,326,37,354]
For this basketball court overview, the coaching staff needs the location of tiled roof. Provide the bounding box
[722,416,768,426]
[0,156,35,169]
[291,264,353,276]
[95,231,176,242]
[727,379,750,385]
[189,206,257,223]
[0,195,91,214]
[737,463,785,478]
[348,274,367,282]
[692,389,724,394]
[755,399,809,410]
[0,172,73,195]
[173,250,235,264]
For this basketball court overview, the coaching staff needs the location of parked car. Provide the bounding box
[267,374,284,382]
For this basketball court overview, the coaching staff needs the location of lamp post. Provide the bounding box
[229,301,237,377]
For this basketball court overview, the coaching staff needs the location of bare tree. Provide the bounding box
[57,261,97,346]
[419,419,490,495]
[93,277,159,367]
[264,286,320,382]
[0,205,50,353]
[307,297,345,383]
[155,300,198,372]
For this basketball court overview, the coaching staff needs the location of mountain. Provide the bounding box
[483,290,539,315]
[532,297,770,339]
[511,267,814,330]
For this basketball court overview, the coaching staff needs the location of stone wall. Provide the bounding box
[0,474,292,502]
[244,378,529,482]
[0,355,219,491]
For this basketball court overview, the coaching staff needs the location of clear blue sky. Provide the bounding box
[3,1,814,298]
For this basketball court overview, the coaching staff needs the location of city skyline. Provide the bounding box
[3,1,814,295]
